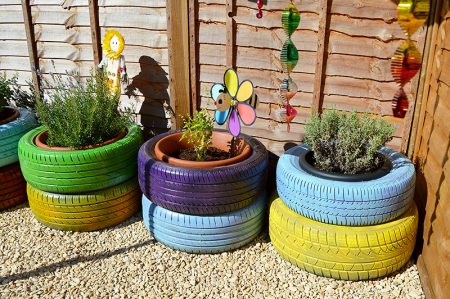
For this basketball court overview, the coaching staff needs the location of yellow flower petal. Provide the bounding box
[224,68,238,97]
[236,80,253,102]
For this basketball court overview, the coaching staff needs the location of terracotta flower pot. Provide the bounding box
[0,107,20,125]
[35,130,127,151]
[154,131,252,168]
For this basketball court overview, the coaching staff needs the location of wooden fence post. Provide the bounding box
[167,0,192,129]
[226,0,236,68]
[311,0,332,114]
[189,1,199,112]
[88,0,102,66]
[21,0,40,93]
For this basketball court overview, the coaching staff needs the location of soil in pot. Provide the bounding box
[35,129,127,151]
[154,131,252,168]
[0,107,20,125]
[177,147,231,161]
[301,151,392,182]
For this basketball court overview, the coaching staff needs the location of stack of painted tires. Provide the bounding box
[138,131,268,253]
[18,124,143,231]
[0,108,37,210]
[270,144,418,280]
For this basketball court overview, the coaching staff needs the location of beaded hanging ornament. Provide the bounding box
[256,0,264,19]
[276,1,300,132]
[390,0,429,118]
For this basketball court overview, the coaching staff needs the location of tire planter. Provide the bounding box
[269,195,418,281]
[0,108,38,167]
[27,178,141,231]
[276,144,416,226]
[142,192,265,253]
[0,163,27,210]
[138,130,268,215]
[18,124,143,194]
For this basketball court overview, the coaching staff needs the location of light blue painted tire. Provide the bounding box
[142,193,265,253]
[276,144,415,226]
[0,108,37,167]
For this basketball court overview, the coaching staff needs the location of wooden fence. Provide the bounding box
[0,0,428,155]
[191,0,427,155]
[0,0,171,138]
[412,0,450,298]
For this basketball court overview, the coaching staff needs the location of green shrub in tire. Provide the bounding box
[18,124,143,194]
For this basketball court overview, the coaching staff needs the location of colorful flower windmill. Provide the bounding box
[210,69,257,137]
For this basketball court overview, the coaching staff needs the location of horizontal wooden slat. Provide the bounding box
[199,4,319,31]
[199,44,316,74]
[98,7,166,29]
[199,22,318,51]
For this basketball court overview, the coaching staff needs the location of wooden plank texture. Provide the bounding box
[166,0,191,128]
[312,0,331,113]
[413,1,450,298]
[21,0,40,92]
[88,0,101,65]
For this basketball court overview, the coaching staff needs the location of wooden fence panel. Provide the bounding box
[0,0,170,137]
[196,0,425,155]
[97,0,170,136]
[413,2,450,298]
[0,1,32,86]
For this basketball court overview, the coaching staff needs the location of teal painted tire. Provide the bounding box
[18,124,143,194]
[0,108,38,167]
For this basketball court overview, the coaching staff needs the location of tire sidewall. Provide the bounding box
[277,144,416,199]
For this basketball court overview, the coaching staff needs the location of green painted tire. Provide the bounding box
[18,124,143,194]
[269,194,418,281]
[27,178,141,231]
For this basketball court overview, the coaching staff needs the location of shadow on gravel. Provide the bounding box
[0,240,155,285]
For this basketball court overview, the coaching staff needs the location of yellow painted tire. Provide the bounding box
[269,194,418,281]
[27,179,141,231]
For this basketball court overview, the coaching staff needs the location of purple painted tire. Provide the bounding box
[138,130,268,215]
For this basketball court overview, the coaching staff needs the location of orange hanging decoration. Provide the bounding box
[391,0,429,118]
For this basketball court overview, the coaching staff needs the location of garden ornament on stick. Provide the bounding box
[390,0,429,118]
[211,68,257,147]
[99,29,128,93]
[276,0,300,132]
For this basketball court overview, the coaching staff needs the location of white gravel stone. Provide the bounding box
[0,203,425,298]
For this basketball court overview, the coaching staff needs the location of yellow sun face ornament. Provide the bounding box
[102,29,125,60]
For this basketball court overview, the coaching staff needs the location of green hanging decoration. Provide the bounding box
[281,4,300,36]
[280,3,300,72]
[281,39,299,73]
[277,1,300,132]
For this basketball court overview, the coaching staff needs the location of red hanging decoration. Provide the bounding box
[256,0,263,19]
[392,88,409,118]
[390,0,430,118]
[391,41,422,86]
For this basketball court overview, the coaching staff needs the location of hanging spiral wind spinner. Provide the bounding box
[391,0,429,118]
[275,1,300,132]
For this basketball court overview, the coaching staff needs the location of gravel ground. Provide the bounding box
[0,203,424,299]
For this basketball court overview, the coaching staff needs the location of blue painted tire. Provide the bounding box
[276,144,415,226]
[0,108,38,167]
[142,193,265,253]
